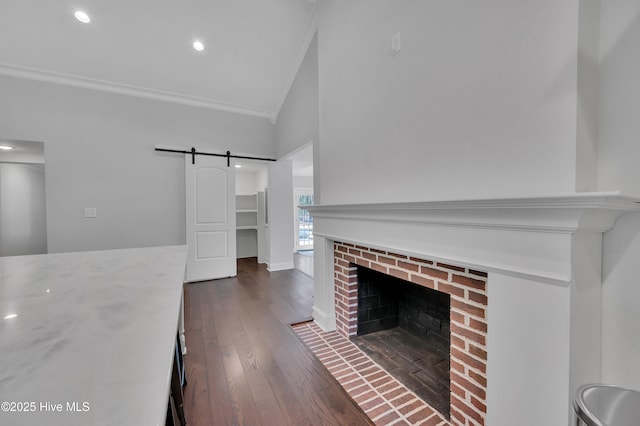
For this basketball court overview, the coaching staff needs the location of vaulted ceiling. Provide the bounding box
[0,0,317,121]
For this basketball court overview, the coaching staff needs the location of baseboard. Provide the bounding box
[312,305,336,332]
[267,261,294,272]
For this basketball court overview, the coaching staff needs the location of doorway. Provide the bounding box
[295,189,313,252]
[0,140,47,256]
[289,143,314,276]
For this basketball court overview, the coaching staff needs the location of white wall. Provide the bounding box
[267,159,294,271]
[257,166,269,192]
[293,175,313,189]
[0,75,276,253]
[275,34,319,159]
[236,166,270,194]
[598,0,640,196]
[236,170,259,195]
[237,229,258,259]
[268,32,315,263]
[317,0,584,205]
[576,0,601,192]
[0,163,48,256]
[598,0,640,390]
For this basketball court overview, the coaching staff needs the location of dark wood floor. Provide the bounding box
[182,258,373,426]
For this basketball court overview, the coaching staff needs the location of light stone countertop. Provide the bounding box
[0,245,187,426]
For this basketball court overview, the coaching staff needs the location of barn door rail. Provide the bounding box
[155,146,276,166]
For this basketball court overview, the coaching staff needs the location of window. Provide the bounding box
[295,189,313,251]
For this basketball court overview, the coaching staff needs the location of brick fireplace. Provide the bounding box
[334,241,488,424]
[305,194,640,425]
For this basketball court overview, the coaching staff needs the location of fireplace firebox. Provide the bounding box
[353,265,452,417]
[356,265,451,343]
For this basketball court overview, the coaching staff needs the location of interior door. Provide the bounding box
[185,155,236,282]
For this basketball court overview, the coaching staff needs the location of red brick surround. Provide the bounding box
[333,242,488,425]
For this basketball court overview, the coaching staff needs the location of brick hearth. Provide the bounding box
[292,321,448,425]
[333,242,488,425]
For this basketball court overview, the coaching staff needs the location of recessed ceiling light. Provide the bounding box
[3,314,18,320]
[235,164,242,168]
[0,145,14,150]
[193,41,205,51]
[74,10,90,23]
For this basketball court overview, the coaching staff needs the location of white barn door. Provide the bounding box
[185,155,236,282]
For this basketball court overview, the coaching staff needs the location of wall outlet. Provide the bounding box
[84,208,97,218]
[391,31,402,55]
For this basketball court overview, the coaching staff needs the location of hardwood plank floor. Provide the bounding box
[183,258,373,426]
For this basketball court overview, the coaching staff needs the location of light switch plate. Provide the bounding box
[84,208,97,218]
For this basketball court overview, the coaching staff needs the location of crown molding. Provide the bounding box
[0,63,274,119]
[270,4,318,124]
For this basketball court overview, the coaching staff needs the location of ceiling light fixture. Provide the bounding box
[193,41,205,51]
[3,314,18,320]
[74,10,90,23]
[0,145,14,150]
[235,164,242,168]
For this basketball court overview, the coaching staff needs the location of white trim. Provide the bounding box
[267,261,294,272]
[0,63,273,119]
[306,192,640,233]
[307,192,640,286]
[270,7,318,123]
[311,306,336,332]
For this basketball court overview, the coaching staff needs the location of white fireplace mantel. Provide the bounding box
[305,191,640,425]
[306,191,640,232]
[306,191,640,285]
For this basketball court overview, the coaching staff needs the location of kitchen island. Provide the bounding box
[0,245,187,426]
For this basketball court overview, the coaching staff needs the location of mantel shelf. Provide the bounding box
[307,192,640,286]
[305,192,640,234]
